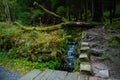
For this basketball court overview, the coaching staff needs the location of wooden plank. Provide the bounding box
[34,69,53,80]
[65,73,78,80]
[39,69,54,80]
[47,70,68,80]
[20,69,41,80]
[78,75,88,80]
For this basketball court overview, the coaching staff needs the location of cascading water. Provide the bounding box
[61,42,78,72]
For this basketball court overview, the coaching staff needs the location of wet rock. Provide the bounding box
[95,70,109,78]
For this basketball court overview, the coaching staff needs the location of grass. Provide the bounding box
[0,52,60,73]
[0,21,82,73]
[0,22,68,73]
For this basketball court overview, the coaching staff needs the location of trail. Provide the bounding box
[86,27,120,78]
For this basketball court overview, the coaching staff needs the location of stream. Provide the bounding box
[61,42,78,72]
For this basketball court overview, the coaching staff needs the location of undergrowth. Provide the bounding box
[0,52,60,73]
[0,22,69,72]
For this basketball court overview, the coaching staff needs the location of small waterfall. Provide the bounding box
[61,42,78,72]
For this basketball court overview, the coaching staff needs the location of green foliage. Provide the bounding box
[56,6,66,16]
[18,12,32,24]
[0,22,23,50]
[104,11,109,19]
[110,36,120,47]
[0,52,60,73]
[107,21,120,33]
[116,4,120,15]
[31,9,44,19]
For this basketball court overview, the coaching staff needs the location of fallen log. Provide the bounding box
[33,2,99,28]
[14,22,64,31]
[65,22,98,28]
[33,2,63,22]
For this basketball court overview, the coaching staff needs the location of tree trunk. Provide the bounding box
[92,0,103,22]
[3,1,11,22]
[85,0,88,21]
[113,0,116,17]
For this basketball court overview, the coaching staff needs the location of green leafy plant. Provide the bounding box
[110,36,120,47]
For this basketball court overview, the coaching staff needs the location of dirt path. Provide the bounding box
[0,66,23,80]
[86,27,120,79]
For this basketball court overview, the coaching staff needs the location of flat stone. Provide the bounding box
[81,42,89,46]
[80,62,92,73]
[82,32,87,39]
[79,53,88,60]
[20,69,41,80]
[95,70,109,78]
[80,47,90,51]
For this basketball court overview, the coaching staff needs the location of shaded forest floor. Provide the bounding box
[85,26,120,78]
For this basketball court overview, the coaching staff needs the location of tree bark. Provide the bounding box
[3,1,11,22]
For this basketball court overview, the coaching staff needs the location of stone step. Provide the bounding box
[81,42,89,46]
[82,32,87,39]
[79,53,89,61]
[80,62,92,74]
[19,69,41,80]
[80,47,90,51]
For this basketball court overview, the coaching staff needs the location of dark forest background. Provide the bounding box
[0,0,120,25]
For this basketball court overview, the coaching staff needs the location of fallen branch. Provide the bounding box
[33,2,63,22]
